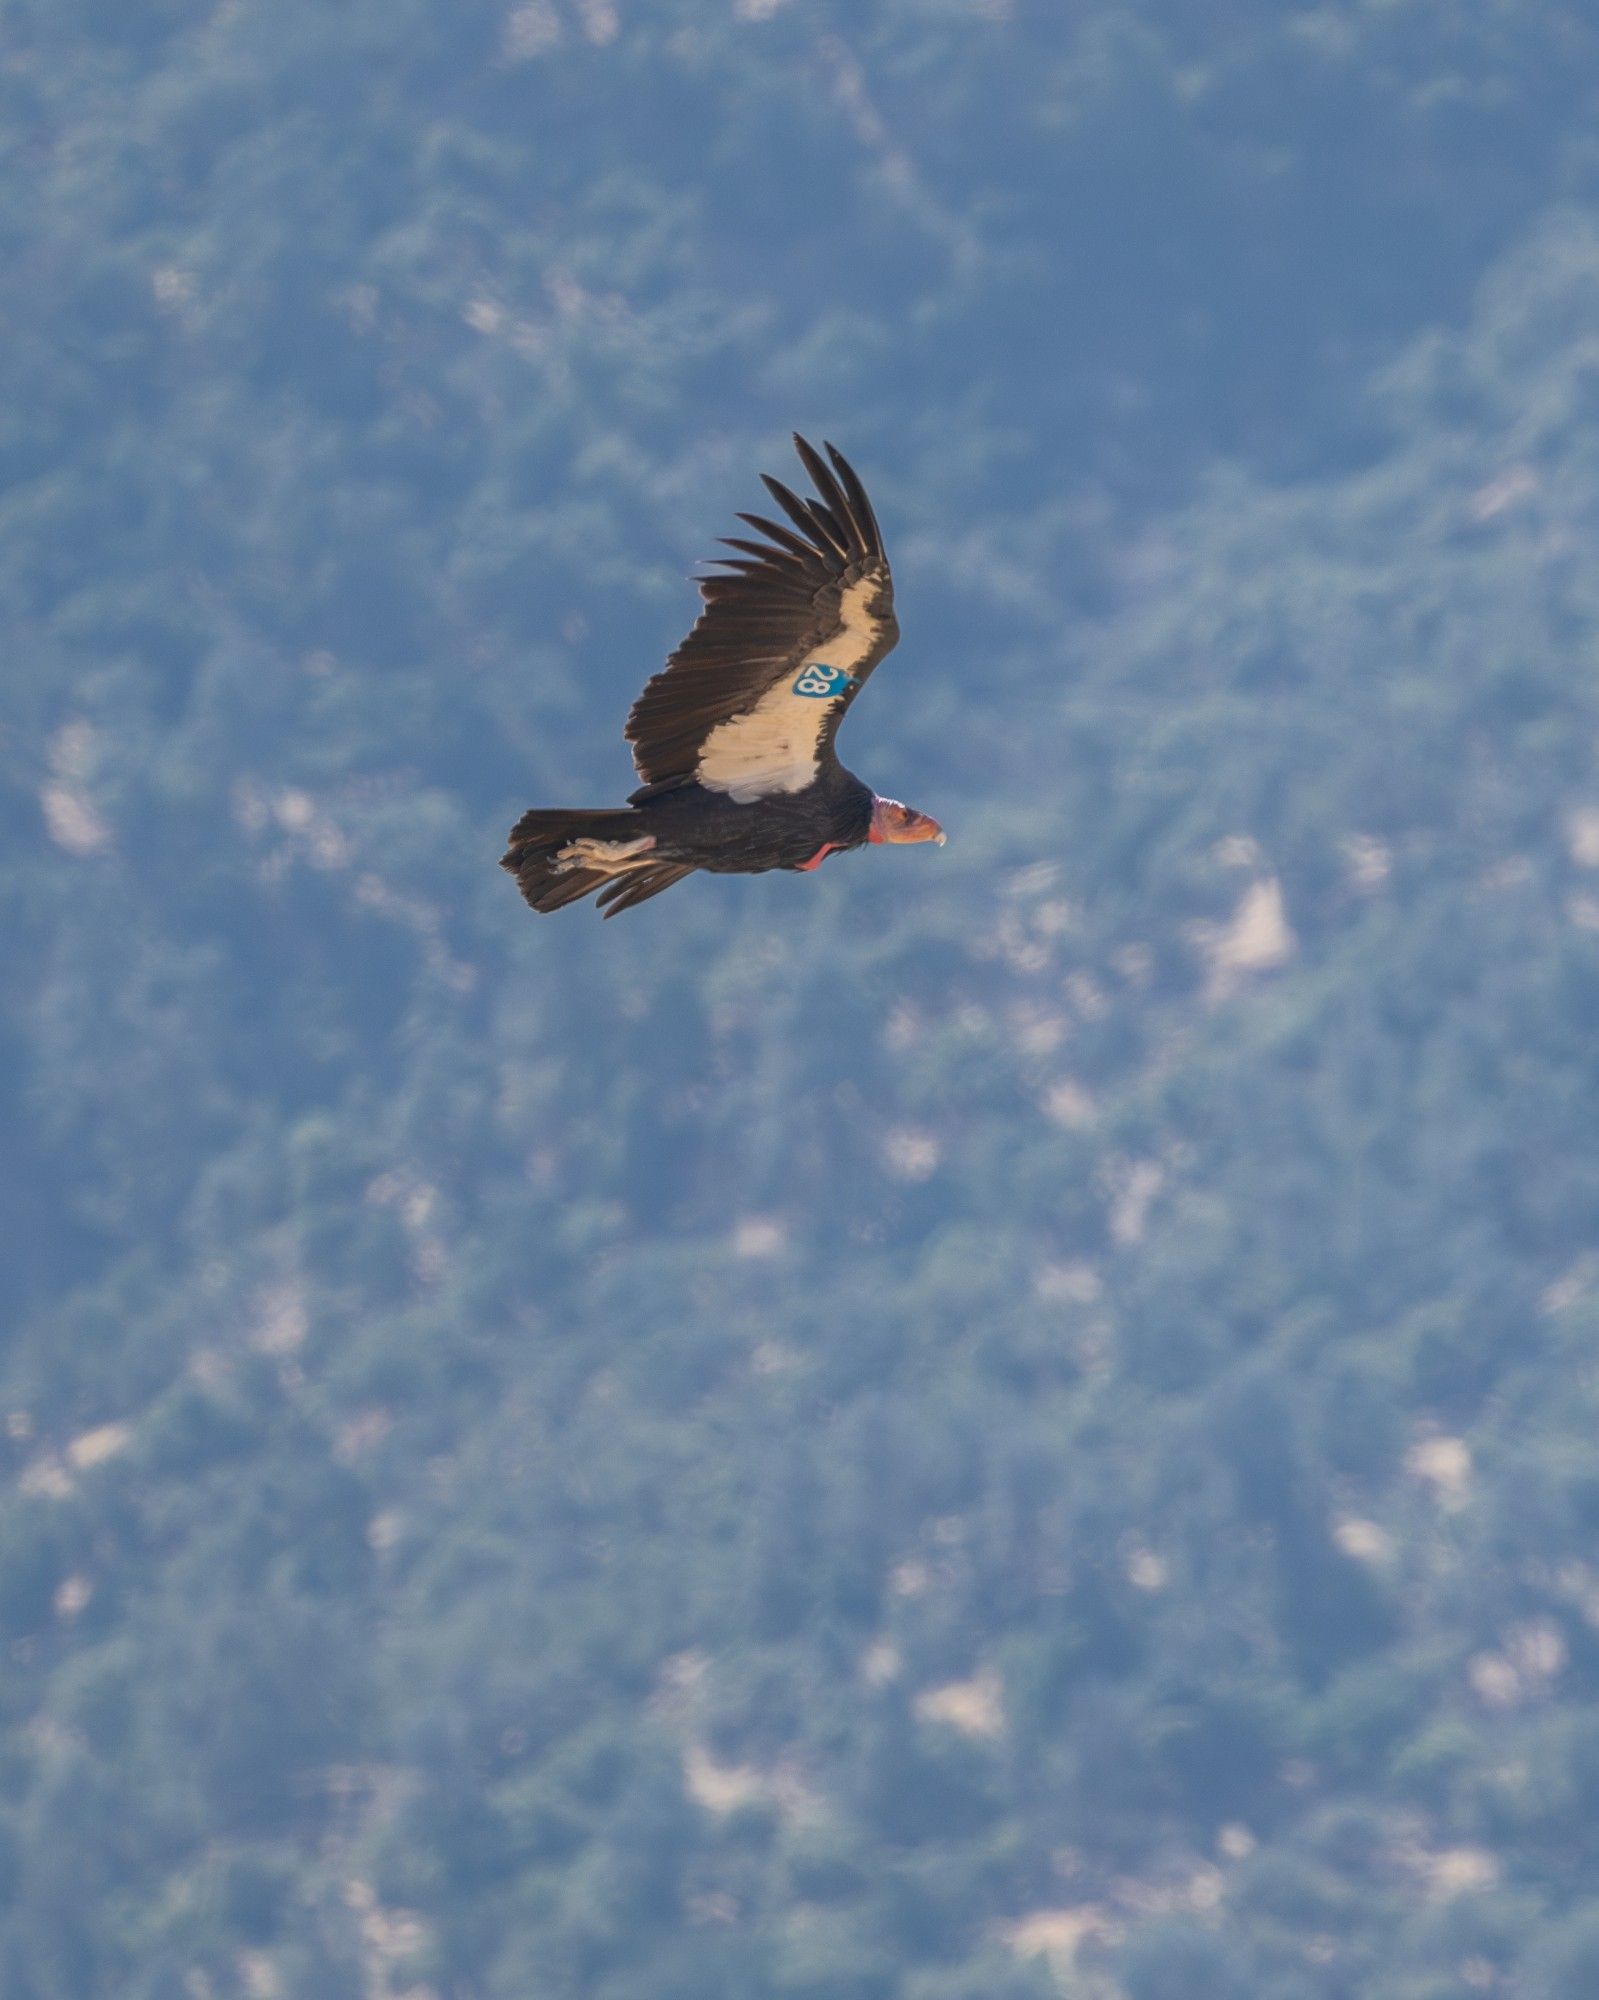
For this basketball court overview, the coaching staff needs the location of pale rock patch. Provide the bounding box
[1344,832,1392,888]
[1469,463,1536,521]
[69,1420,131,1470]
[1043,1078,1095,1128]
[916,1668,1004,1740]
[251,1281,309,1356]
[1003,1906,1117,1980]
[862,1639,901,1686]
[1123,1544,1168,1591]
[731,1216,786,1258]
[40,784,111,855]
[882,1128,940,1181]
[1566,807,1599,867]
[1109,1160,1163,1245]
[1332,1515,1393,1564]
[1206,877,1295,992]
[54,1574,92,1620]
[1406,1433,1472,1508]
[502,2,562,60]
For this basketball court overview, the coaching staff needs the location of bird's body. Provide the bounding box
[502,436,943,917]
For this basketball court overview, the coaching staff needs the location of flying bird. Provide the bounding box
[501,435,944,917]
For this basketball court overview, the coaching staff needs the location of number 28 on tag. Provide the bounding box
[793,661,850,699]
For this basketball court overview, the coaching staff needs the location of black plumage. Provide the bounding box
[502,436,943,918]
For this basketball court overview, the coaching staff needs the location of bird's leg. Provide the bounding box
[553,833,658,875]
[796,841,845,871]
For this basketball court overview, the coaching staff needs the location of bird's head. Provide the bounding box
[868,795,946,849]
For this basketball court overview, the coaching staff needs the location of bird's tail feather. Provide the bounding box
[594,863,694,917]
[500,808,692,917]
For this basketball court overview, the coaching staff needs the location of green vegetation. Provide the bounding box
[6,3,1599,1995]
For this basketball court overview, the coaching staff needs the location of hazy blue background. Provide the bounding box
[7,3,1599,1996]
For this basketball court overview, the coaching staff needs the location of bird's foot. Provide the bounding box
[554,834,658,874]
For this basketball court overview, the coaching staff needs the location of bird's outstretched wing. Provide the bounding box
[625,436,899,803]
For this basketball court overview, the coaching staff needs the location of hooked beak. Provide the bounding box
[869,796,947,847]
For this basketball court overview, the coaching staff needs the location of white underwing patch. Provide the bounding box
[696,576,886,802]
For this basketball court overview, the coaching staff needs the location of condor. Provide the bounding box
[501,436,943,917]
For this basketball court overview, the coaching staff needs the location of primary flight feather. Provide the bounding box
[501,436,944,918]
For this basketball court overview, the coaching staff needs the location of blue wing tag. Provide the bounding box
[792,661,851,699]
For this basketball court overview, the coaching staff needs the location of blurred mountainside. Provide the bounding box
[8,3,1599,1996]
